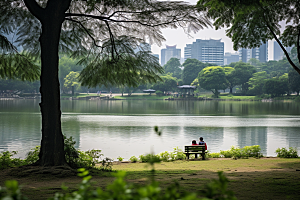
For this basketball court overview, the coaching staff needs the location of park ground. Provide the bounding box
[0,157,300,200]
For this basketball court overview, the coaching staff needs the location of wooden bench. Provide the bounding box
[184,145,207,160]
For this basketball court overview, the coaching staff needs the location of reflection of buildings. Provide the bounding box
[239,43,268,63]
[161,45,181,66]
[236,127,267,155]
[184,39,224,66]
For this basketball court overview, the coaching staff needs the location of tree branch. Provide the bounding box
[65,18,102,48]
[65,12,182,27]
[23,0,45,21]
[258,3,300,74]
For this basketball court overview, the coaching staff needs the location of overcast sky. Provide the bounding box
[151,0,274,60]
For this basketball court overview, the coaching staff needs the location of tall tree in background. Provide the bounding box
[182,58,207,85]
[197,0,300,74]
[163,58,182,79]
[2,0,210,166]
[288,69,300,95]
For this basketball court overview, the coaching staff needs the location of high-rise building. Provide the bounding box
[238,43,268,63]
[224,52,239,65]
[273,41,293,61]
[184,39,224,66]
[160,45,181,66]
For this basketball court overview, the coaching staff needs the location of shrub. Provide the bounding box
[275,147,298,158]
[139,154,161,163]
[172,147,186,160]
[129,156,138,163]
[158,151,170,162]
[0,151,25,170]
[25,146,40,165]
[220,145,262,159]
[117,156,124,161]
[207,152,221,158]
[242,145,262,158]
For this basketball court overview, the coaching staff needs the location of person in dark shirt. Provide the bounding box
[199,137,207,150]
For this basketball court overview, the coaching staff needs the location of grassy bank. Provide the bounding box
[1,158,299,200]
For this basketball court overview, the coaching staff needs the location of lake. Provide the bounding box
[1,99,300,160]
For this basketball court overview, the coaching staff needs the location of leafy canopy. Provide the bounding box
[197,0,300,74]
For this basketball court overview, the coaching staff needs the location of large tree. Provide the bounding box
[181,58,207,85]
[2,0,210,166]
[163,58,182,79]
[197,0,300,74]
[198,66,227,97]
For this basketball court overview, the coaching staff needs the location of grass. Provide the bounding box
[1,158,300,200]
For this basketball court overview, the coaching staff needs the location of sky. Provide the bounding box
[150,0,274,60]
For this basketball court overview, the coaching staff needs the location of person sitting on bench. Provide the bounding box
[199,137,207,150]
[192,140,198,145]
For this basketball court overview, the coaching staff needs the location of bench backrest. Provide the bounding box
[185,145,205,152]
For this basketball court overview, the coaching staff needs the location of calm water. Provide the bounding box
[1,99,300,160]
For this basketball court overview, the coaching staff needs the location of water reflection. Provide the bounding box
[0,99,300,160]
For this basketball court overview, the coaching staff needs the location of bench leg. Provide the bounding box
[201,153,205,160]
[195,154,198,159]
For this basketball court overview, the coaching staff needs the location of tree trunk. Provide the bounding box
[229,87,233,94]
[37,8,66,166]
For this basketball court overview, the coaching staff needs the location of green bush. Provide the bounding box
[0,151,25,170]
[25,146,40,165]
[139,154,161,163]
[220,145,262,159]
[0,136,107,170]
[207,152,221,158]
[129,156,138,163]
[158,151,170,162]
[117,156,124,161]
[275,147,298,158]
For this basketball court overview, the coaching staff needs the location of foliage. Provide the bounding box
[288,69,300,95]
[207,152,221,158]
[158,151,171,162]
[231,63,256,94]
[155,90,164,96]
[0,168,237,200]
[163,58,182,79]
[203,171,237,200]
[275,147,298,158]
[0,136,108,170]
[263,75,289,97]
[152,73,178,92]
[198,66,227,97]
[0,151,24,170]
[139,154,161,163]
[117,156,124,162]
[196,0,300,74]
[182,59,207,85]
[25,146,40,165]
[129,156,138,163]
[247,71,268,95]
[220,145,262,159]
[63,71,80,94]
